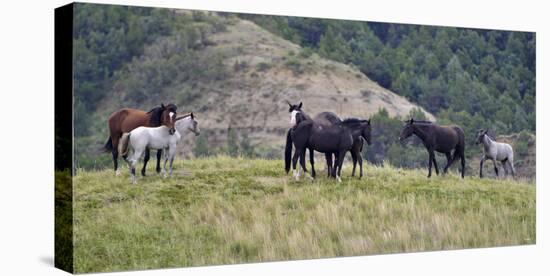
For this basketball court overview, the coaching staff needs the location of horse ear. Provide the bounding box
[161,103,165,109]
[367,119,371,125]
[191,112,194,119]
[410,118,414,124]
[298,102,302,109]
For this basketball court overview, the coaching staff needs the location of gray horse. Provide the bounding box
[476,129,516,178]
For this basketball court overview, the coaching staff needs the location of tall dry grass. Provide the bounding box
[72,156,535,273]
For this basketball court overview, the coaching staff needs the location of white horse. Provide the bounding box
[119,111,179,184]
[476,129,516,178]
[175,112,200,138]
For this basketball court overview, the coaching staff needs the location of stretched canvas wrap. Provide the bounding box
[55,2,536,274]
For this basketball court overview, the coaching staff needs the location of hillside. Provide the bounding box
[71,156,535,273]
[94,16,433,158]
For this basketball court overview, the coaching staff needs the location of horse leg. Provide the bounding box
[492,158,499,177]
[433,154,440,176]
[162,148,169,178]
[141,149,150,176]
[292,148,303,181]
[309,148,316,179]
[351,150,358,177]
[302,150,307,171]
[427,150,435,178]
[479,156,486,178]
[169,157,174,177]
[325,153,333,177]
[112,147,119,176]
[358,153,363,178]
[443,152,452,174]
[300,149,312,180]
[336,151,346,183]
[509,158,516,177]
[156,150,162,174]
[460,154,465,179]
[331,154,339,179]
[127,152,139,184]
[130,162,136,184]
[501,160,509,177]
[168,147,175,177]
[111,136,120,176]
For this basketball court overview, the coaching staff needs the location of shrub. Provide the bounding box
[256,62,272,72]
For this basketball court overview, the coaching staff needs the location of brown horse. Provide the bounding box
[103,103,177,176]
[399,118,466,178]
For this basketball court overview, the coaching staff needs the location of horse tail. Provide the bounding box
[102,137,113,153]
[118,133,131,159]
[452,126,465,160]
[285,129,293,174]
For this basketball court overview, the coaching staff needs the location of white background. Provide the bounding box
[0,0,547,275]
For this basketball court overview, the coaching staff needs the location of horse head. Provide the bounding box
[286,101,303,127]
[399,118,415,141]
[188,112,200,136]
[175,112,200,136]
[476,129,489,144]
[160,107,177,135]
[362,119,372,145]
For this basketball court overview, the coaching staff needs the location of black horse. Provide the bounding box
[284,103,371,179]
[285,106,371,182]
[284,101,311,175]
[314,112,372,178]
[399,118,466,178]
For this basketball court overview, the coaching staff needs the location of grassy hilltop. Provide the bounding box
[72,156,535,273]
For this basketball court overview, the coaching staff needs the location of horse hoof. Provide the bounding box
[115,170,121,176]
[336,176,342,183]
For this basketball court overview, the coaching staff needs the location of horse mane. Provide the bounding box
[411,120,433,125]
[146,103,178,126]
[146,106,165,126]
[175,112,193,121]
[164,103,177,112]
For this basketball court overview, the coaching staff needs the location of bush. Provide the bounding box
[299,47,314,59]
[256,62,272,72]
[515,131,532,158]
[285,57,304,75]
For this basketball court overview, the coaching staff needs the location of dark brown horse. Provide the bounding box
[399,119,465,178]
[103,103,177,176]
[315,112,371,178]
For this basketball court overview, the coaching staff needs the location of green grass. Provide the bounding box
[72,156,535,273]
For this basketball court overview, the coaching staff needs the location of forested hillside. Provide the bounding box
[243,15,535,133]
[73,5,228,137]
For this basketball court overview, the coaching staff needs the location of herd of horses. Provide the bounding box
[103,104,200,184]
[102,102,517,184]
